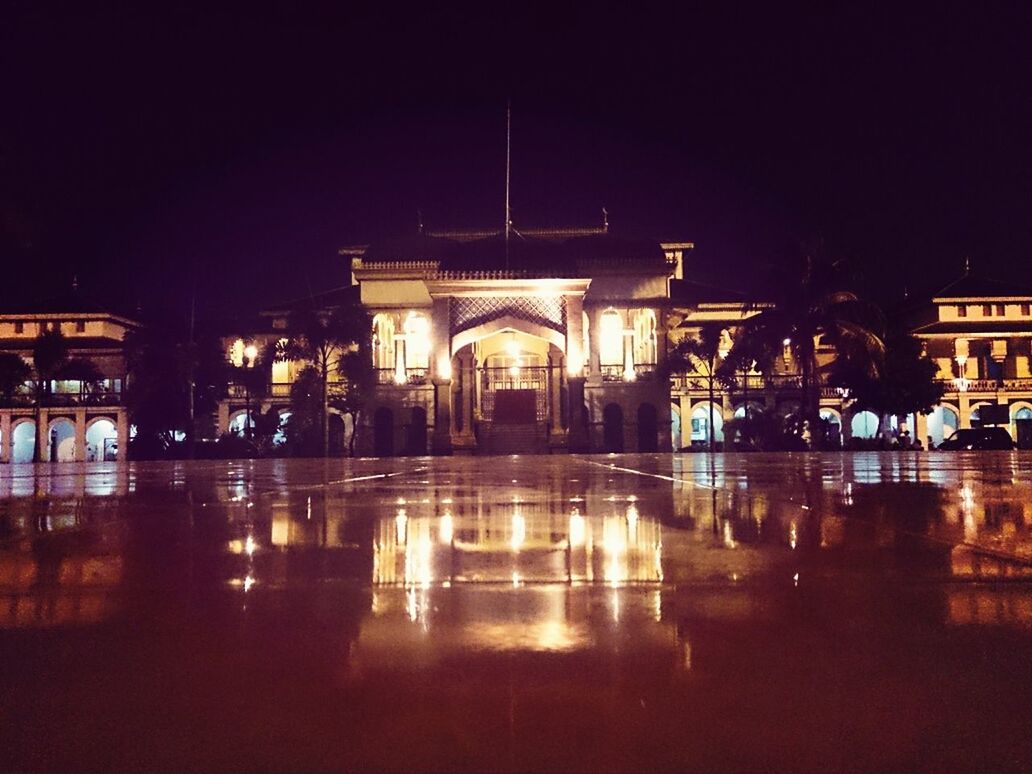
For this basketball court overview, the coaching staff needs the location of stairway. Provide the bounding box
[480,422,548,455]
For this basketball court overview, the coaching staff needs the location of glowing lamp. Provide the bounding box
[244,344,259,364]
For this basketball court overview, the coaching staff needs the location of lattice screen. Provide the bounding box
[450,296,566,335]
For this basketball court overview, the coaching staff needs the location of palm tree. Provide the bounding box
[278,304,370,457]
[667,322,732,451]
[739,245,884,448]
[31,329,69,462]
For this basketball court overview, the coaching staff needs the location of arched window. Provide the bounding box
[599,310,623,366]
[404,312,431,370]
[633,309,658,365]
[229,338,245,368]
[372,314,395,370]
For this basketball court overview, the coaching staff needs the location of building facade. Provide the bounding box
[0,306,134,463]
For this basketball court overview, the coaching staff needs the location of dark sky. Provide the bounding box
[4,2,1032,317]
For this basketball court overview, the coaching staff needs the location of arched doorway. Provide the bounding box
[405,406,428,455]
[637,403,658,452]
[86,418,118,462]
[228,410,249,437]
[373,407,394,457]
[691,403,724,445]
[48,418,76,462]
[11,420,35,463]
[602,403,623,453]
[819,409,842,447]
[850,410,879,440]
[1013,405,1032,448]
[273,410,291,446]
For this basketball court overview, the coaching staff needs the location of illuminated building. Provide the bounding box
[0,295,134,463]
[910,272,1032,447]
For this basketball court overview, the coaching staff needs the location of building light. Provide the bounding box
[437,354,452,380]
[244,344,258,365]
[509,364,520,377]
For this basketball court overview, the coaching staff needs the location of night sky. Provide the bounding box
[4,2,1032,317]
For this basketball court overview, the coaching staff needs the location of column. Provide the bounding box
[959,394,973,429]
[432,376,453,455]
[36,408,49,462]
[914,412,929,448]
[74,408,87,462]
[452,349,476,453]
[0,412,10,463]
[116,409,129,462]
[568,377,588,452]
[431,297,451,381]
[217,401,230,435]
[565,295,585,377]
[548,350,566,450]
[587,307,603,384]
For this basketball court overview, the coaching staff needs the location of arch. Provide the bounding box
[451,315,565,356]
[373,407,394,457]
[733,400,764,419]
[1013,402,1032,447]
[602,403,624,453]
[273,410,291,446]
[850,410,879,440]
[670,402,682,451]
[691,401,724,443]
[228,410,249,437]
[85,417,118,462]
[819,408,842,447]
[969,401,994,427]
[637,403,658,452]
[405,406,428,456]
[926,403,959,447]
[11,419,35,464]
[47,417,76,462]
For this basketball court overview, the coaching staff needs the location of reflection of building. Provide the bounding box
[0,294,134,463]
[373,500,663,586]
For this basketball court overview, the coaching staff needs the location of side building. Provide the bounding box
[0,294,135,463]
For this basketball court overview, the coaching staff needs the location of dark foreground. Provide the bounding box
[1,452,1030,773]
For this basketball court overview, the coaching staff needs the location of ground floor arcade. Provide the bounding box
[0,408,128,463]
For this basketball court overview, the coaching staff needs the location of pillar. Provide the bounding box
[74,408,87,462]
[548,350,566,450]
[36,408,49,462]
[217,401,230,435]
[568,377,588,452]
[116,409,129,462]
[565,295,585,377]
[587,307,603,384]
[452,349,476,453]
[432,378,453,454]
[959,394,973,429]
[678,394,691,450]
[914,412,929,448]
[0,412,10,463]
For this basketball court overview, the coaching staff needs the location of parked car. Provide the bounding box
[938,427,1014,451]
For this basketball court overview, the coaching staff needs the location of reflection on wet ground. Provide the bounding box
[1,453,1031,772]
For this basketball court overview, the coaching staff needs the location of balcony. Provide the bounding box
[0,387,124,409]
[375,367,430,386]
[227,382,294,399]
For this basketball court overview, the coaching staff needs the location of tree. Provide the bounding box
[0,353,30,402]
[282,366,323,456]
[278,304,370,457]
[332,348,376,456]
[56,358,105,402]
[833,328,944,438]
[738,243,884,448]
[31,329,69,461]
[665,323,733,451]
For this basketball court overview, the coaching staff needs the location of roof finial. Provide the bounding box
[602,206,609,233]
[964,256,971,275]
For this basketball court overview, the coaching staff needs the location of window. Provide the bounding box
[982,304,992,316]
[957,306,967,318]
[599,310,624,365]
[76,320,86,333]
[996,304,1006,316]
[372,314,395,370]
[1022,304,1031,316]
[14,321,23,334]
[633,309,658,365]
[403,312,430,370]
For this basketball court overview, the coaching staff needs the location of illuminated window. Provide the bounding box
[372,314,395,370]
[404,312,430,370]
[633,309,658,365]
[599,310,624,366]
[229,338,245,367]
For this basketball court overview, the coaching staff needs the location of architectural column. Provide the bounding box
[587,307,603,385]
[678,394,691,450]
[452,349,476,453]
[74,408,87,462]
[0,412,10,463]
[914,412,929,448]
[432,377,453,455]
[959,394,973,429]
[548,350,565,449]
[36,408,49,462]
[431,296,451,381]
[217,401,230,435]
[565,295,585,377]
[567,377,588,452]
[116,409,129,462]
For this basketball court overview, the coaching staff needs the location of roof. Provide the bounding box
[932,274,1032,300]
[0,289,139,322]
[352,230,669,273]
[670,278,749,305]
[911,320,1032,335]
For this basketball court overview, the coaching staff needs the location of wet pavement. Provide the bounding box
[1,452,1031,772]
